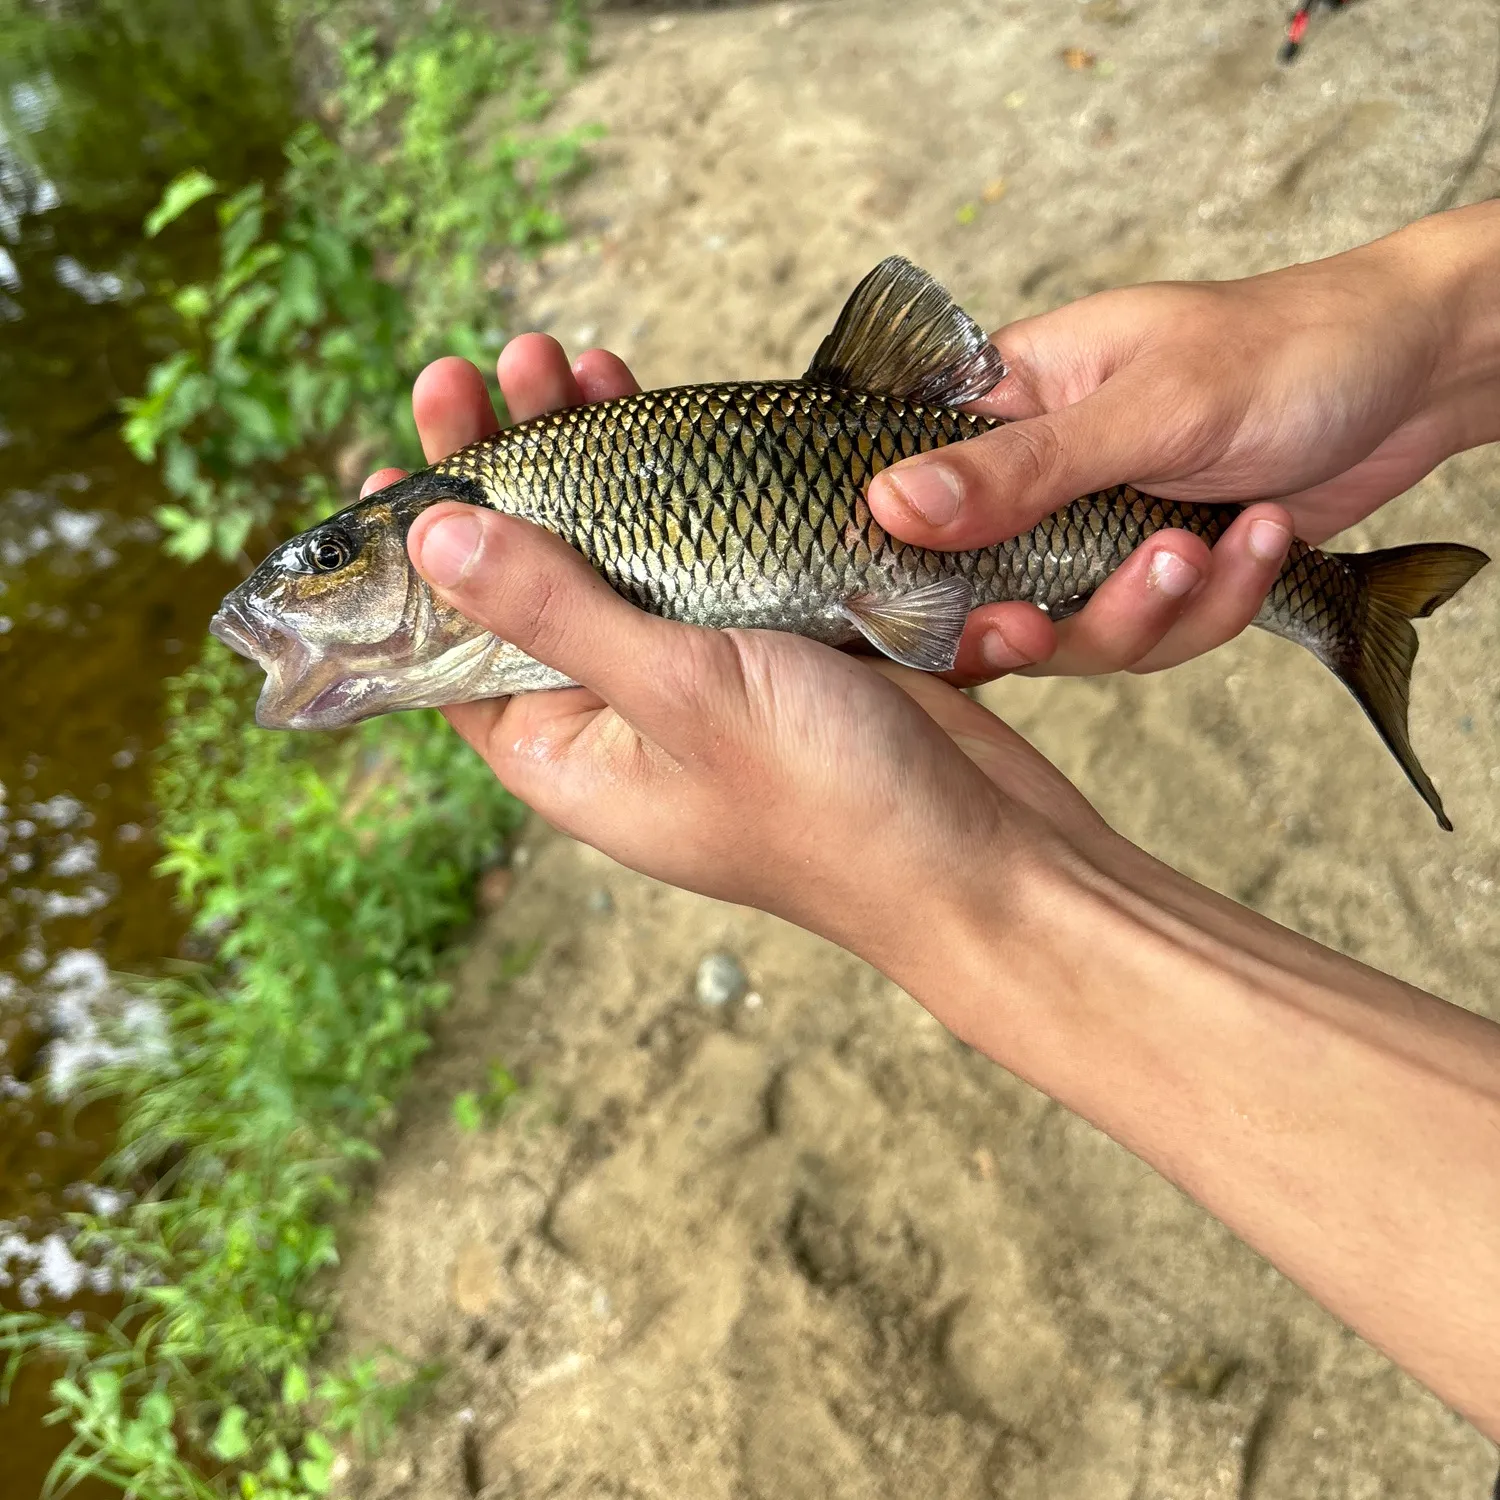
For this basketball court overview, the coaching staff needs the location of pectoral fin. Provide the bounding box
[840,577,975,672]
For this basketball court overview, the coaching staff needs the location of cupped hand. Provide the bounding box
[869,238,1459,680]
[366,340,1109,986]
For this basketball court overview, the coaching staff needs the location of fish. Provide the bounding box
[212,256,1489,830]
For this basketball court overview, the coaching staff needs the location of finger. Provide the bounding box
[1021,531,1213,677]
[572,348,641,404]
[361,467,408,498]
[412,357,500,463]
[945,603,1058,686]
[868,368,1172,551]
[498,333,584,422]
[442,689,645,833]
[408,503,708,740]
[1128,504,1293,674]
[964,312,1091,423]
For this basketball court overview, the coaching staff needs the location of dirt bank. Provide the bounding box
[330,2,1500,1495]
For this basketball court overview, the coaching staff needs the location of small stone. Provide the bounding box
[971,1147,995,1181]
[695,952,748,1008]
[1061,46,1097,70]
[588,887,614,914]
[478,866,513,913]
[981,177,1008,203]
[743,991,763,1011]
[512,846,532,870]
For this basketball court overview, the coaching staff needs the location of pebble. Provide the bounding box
[695,951,748,1008]
[588,887,614,915]
[477,866,513,913]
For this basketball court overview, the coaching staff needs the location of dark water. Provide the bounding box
[0,4,295,1489]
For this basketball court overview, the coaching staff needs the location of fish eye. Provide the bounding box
[305,533,353,573]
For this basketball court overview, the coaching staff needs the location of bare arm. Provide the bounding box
[888,818,1500,1436]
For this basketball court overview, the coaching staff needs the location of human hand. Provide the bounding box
[367,340,1110,994]
[869,225,1473,678]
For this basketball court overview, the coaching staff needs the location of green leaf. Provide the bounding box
[485,1063,519,1111]
[219,191,266,275]
[213,509,256,562]
[210,1404,251,1462]
[281,1364,311,1407]
[220,242,286,300]
[158,511,214,563]
[297,1431,335,1494]
[171,284,213,322]
[451,1092,482,1133]
[162,443,199,499]
[139,1390,175,1431]
[145,169,219,237]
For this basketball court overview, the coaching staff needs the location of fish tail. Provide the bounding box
[1318,542,1489,831]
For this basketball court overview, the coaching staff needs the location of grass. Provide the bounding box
[0,0,594,1493]
[3,647,527,1498]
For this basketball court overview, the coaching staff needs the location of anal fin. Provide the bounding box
[840,577,975,672]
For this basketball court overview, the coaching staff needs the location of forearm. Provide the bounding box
[1372,200,1500,457]
[899,834,1500,1438]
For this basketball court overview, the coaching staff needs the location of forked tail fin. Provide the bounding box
[1330,543,1489,831]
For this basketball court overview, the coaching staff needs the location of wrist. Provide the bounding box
[871,820,1159,1061]
[1373,202,1500,454]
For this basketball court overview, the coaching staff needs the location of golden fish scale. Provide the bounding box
[435,381,1342,643]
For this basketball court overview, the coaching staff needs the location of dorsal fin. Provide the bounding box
[803,256,1006,406]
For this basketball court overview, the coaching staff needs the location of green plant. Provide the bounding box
[125,0,595,562]
[123,161,408,561]
[452,1061,522,1132]
[3,645,526,1498]
[1,2,595,1491]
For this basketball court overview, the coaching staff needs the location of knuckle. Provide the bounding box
[508,557,573,657]
[994,419,1064,497]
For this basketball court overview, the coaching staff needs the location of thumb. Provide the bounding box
[867,375,1164,550]
[407,502,692,729]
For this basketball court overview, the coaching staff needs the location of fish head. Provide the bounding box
[210,470,496,730]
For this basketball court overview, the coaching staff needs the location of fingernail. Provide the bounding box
[884,462,963,528]
[1147,550,1201,599]
[415,510,483,588]
[980,625,1031,674]
[1248,517,1292,563]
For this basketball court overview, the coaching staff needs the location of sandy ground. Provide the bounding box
[330,2,1500,1496]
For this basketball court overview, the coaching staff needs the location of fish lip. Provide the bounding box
[274,675,374,731]
[209,597,272,662]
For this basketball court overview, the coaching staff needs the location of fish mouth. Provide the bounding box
[252,630,502,732]
[209,596,289,667]
[210,583,503,731]
[207,596,330,729]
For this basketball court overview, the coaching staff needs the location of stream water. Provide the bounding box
[0,5,295,1488]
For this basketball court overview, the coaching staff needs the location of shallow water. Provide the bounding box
[0,4,294,1487]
